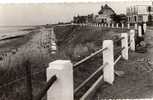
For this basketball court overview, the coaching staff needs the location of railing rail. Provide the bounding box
[73,47,108,69]
[114,55,122,65]
[34,75,57,100]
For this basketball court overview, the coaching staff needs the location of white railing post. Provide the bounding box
[138,25,142,37]
[130,30,135,51]
[103,40,114,84]
[127,23,130,29]
[80,23,82,27]
[134,23,137,30]
[108,23,110,28]
[143,22,147,33]
[112,23,114,28]
[121,23,124,28]
[101,23,103,27]
[82,23,84,27]
[104,24,107,27]
[116,23,119,28]
[121,33,128,60]
[47,60,73,100]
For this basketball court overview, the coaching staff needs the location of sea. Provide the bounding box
[0,26,35,39]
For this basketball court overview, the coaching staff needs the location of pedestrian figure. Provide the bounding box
[135,23,147,53]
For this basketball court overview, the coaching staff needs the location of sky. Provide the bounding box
[0,1,152,26]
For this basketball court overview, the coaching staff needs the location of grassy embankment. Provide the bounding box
[0,28,53,100]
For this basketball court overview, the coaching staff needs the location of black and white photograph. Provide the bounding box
[0,0,153,100]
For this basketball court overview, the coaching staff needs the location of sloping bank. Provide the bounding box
[54,25,129,99]
[0,28,54,100]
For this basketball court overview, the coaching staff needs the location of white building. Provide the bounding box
[126,5,153,24]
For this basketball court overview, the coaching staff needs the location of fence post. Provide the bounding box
[116,23,119,28]
[103,40,114,84]
[101,23,103,27]
[47,60,73,100]
[112,23,114,28]
[122,23,124,29]
[143,22,147,33]
[121,33,128,60]
[98,24,100,27]
[138,25,142,37]
[134,23,137,30]
[108,23,110,28]
[130,30,135,51]
[104,24,106,27]
[127,23,130,29]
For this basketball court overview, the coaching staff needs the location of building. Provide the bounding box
[126,5,153,24]
[96,4,116,23]
[73,4,116,24]
[73,14,95,23]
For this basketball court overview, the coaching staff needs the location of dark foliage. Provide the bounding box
[111,14,127,24]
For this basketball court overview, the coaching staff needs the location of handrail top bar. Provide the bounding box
[73,47,108,68]
[34,74,57,100]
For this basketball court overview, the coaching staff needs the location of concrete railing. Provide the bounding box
[46,28,136,100]
[56,22,147,32]
[76,23,147,32]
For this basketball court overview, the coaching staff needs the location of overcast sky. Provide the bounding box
[0,1,152,26]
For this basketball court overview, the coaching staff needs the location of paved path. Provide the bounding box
[91,29,153,99]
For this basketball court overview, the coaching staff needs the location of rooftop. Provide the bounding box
[98,4,115,15]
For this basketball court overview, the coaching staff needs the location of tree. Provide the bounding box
[110,14,127,24]
[147,6,152,25]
